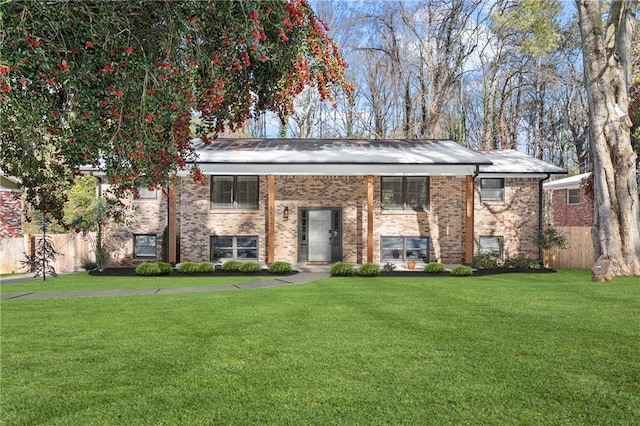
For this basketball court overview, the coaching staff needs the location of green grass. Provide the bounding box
[2,270,639,425]
[0,271,277,293]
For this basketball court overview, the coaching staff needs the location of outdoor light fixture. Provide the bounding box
[283,206,289,220]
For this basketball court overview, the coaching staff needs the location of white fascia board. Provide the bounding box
[191,163,478,176]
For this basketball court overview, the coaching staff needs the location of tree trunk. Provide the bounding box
[576,0,640,280]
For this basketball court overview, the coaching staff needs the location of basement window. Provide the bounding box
[211,236,258,260]
[381,236,429,262]
[134,234,157,259]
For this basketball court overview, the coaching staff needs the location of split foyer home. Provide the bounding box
[106,138,566,268]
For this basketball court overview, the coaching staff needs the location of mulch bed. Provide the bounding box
[90,267,555,277]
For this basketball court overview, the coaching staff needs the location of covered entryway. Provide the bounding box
[299,208,342,262]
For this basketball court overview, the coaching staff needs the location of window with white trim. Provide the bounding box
[381,177,429,211]
[480,178,505,202]
[134,234,157,258]
[567,188,581,205]
[478,236,503,258]
[211,236,258,260]
[210,176,258,209]
[381,236,429,262]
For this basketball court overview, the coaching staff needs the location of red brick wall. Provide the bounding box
[0,191,23,238]
[550,188,593,226]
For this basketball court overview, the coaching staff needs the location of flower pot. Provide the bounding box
[407,261,416,269]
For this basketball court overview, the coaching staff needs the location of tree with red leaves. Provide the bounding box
[0,0,353,224]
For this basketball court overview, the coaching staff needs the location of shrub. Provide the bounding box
[473,252,500,269]
[451,265,473,276]
[136,262,160,276]
[268,261,293,274]
[382,262,397,273]
[330,262,354,276]
[178,262,214,274]
[358,263,380,277]
[81,258,97,271]
[239,262,263,273]
[157,261,173,275]
[535,226,568,250]
[505,256,541,269]
[424,262,446,273]
[221,260,242,272]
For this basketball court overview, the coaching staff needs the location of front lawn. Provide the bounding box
[0,271,277,293]
[2,270,639,424]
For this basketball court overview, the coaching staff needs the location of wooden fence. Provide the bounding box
[543,226,594,270]
[0,233,94,275]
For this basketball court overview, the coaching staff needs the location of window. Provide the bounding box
[381,237,429,262]
[135,185,157,199]
[211,236,258,260]
[134,234,157,258]
[211,176,258,209]
[479,236,503,258]
[381,177,429,211]
[567,188,581,205]
[480,178,504,202]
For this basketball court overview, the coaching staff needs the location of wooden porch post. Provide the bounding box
[267,175,275,263]
[367,175,374,263]
[168,182,177,263]
[464,175,474,264]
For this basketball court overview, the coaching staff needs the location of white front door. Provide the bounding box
[308,210,332,261]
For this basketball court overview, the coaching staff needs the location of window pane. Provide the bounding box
[236,176,258,208]
[481,178,504,201]
[211,237,233,260]
[479,236,502,257]
[135,235,156,258]
[236,236,258,259]
[381,177,403,209]
[212,176,234,207]
[405,237,428,261]
[567,189,580,205]
[381,237,404,259]
[406,177,428,211]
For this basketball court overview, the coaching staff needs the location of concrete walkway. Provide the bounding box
[0,272,330,300]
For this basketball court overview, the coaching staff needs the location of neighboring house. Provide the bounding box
[111,138,565,267]
[0,174,23,238]
[543,172,593,227]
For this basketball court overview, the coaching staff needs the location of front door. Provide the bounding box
[308,210,332,261]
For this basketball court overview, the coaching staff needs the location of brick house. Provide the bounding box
[0,174,23,239]
[107,139,566,267]
[542,172,593,227]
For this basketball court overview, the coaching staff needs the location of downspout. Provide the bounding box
[538,174,551,263]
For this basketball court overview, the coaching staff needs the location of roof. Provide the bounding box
[477,150,567,177]
[188,139,565,176]
[543,172,591,190]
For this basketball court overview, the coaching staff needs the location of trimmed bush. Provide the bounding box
[504,256,541,269]
[424,262,446,273]
[358,263,380,277]
[221,260,242,272]
[136,262,160,276]
[178,262,214,274]
[473,252,500,269]
[330,262,354,276]
[451,265,473,277]
[157,262,173,275]
[268,261,293,274]
[239,261,263,273]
